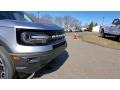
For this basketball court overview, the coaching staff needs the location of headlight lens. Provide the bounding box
[21,32,50,45]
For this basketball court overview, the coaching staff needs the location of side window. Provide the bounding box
[13,12,32,22]
[112,18,120,25]
[13,13,25,21]
[24,14,33,22]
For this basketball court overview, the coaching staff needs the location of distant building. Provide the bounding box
[92,26,100,32]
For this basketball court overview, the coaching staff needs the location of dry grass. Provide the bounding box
[80,34,120,50]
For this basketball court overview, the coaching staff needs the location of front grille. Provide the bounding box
[16,28,65,46]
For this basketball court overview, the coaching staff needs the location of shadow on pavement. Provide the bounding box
[33,50,69,78]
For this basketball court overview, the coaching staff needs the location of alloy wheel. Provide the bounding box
[0,57,5,78]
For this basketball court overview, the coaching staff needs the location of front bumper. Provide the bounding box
[10,41,67,73]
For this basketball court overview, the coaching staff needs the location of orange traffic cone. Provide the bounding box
[73,32,78,40]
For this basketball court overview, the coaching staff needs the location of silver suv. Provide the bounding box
[0,11,67,79]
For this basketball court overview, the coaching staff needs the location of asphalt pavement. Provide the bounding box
[34,33,120,79]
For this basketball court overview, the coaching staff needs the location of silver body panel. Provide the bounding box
[0,20,63,30]
[0,20,65,54]
[0,13,67,74]
[101,25,120,35]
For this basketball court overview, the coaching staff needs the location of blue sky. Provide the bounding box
[32,11,120,25]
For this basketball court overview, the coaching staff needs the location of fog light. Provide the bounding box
[10,55,22,61]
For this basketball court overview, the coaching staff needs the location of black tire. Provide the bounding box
[0,47,15,79]
[100,30,105,38]
[118,36,120,42]
[115,35,120,42]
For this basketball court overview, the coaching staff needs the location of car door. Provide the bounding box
[107,25,115,34]
[113,25,120,35]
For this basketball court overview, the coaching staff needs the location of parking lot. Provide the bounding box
[34,33,120,79]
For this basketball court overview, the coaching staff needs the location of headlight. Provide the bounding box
[21,32,50,45]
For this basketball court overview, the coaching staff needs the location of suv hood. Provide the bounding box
[0,20,63,30]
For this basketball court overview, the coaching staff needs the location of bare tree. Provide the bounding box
[39,14,53,24]
[26,12,82,32]
[62,16,81,32]
[25,12,39,23]
[54,16,64,27]
[84,23,89,28]
[63,16,71,31]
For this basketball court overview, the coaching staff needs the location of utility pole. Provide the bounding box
[102,17,104,25]
[37,12,40,22]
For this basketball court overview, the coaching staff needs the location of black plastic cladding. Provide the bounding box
[16,28,65,46]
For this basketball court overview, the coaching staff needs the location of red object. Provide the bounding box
[73,33,78,39]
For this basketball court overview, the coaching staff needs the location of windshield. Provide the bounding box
[0,11,33,22]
